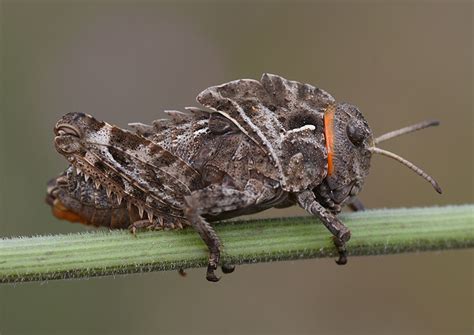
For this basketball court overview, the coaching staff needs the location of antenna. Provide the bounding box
[369,147,442,193]
[374,120,439,144]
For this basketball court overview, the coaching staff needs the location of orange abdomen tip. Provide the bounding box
[52,199,87,224]
[324,105,336,176]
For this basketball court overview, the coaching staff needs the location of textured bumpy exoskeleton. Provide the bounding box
[47,74,441,281]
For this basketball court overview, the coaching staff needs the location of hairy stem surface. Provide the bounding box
[0,205,472,283]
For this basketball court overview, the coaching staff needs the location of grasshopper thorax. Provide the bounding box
[315,103,373,210]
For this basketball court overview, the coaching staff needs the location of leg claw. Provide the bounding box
[333,235,349,266]
[335,253,348,265]
[206,264,220,282]
[221,264,235,274]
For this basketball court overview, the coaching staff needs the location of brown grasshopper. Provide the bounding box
[47,74,441,281]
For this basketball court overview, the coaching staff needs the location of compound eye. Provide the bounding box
[346,120,366,146]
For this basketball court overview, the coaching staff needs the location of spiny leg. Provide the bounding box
[184,180,274,282]
[296,190,351,265]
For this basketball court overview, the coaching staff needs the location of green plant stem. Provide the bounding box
[0,205,472,283]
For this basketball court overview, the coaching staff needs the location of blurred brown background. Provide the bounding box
[0,1,472,334]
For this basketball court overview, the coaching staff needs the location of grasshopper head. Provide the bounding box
[319,103,373,207]
[316,103,441,211]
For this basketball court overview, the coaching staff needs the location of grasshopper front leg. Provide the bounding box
[183,194,223,282]
[348,197,365,212]
[296,190,351,265]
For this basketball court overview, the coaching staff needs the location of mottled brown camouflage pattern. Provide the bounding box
[48,74,377,281]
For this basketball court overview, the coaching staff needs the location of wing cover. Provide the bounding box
[197,73,333,191]
[73,114,202,218]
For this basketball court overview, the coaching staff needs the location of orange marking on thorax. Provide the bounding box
[324,105,336,176]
